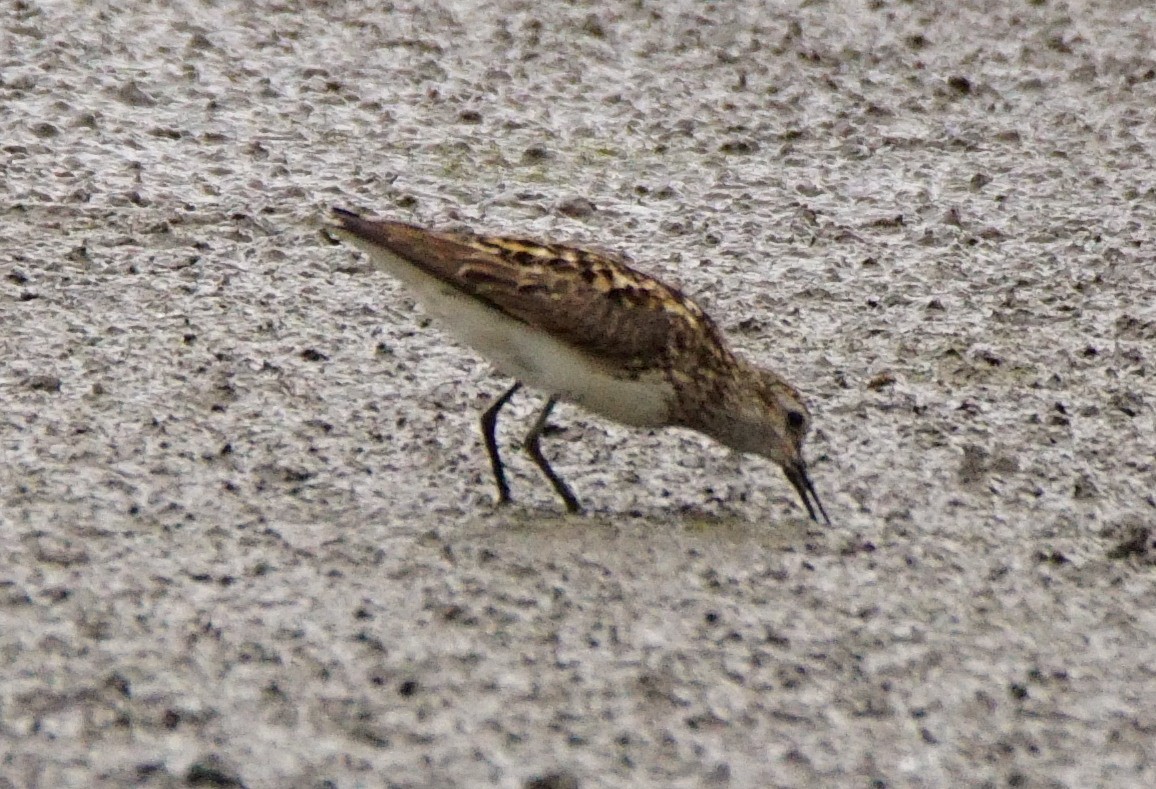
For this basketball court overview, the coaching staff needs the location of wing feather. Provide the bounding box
[329,209,726,369]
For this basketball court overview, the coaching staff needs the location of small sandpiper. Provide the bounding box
[326,207,830,523]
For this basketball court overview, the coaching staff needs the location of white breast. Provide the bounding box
[346,238,675,428]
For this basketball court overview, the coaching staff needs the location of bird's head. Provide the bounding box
[706,367,830,524]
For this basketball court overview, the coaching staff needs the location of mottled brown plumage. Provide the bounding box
[332,213,720,366]
[326,207,829,522]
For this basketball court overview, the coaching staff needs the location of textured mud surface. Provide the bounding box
[2,1,1155,787]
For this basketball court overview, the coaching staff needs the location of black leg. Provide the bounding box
[522,396,581,514]
[480,382,522,506]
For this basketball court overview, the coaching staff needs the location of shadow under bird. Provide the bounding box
[326,207,830,523]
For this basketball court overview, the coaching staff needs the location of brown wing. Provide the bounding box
[330,208,728,369]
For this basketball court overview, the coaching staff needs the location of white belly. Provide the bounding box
[347,239,675,427]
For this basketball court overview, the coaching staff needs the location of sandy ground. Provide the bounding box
[2,0,1155,787]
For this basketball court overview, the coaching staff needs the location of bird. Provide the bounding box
[325,206,830,523]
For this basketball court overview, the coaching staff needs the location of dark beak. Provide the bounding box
[783,459,831,525]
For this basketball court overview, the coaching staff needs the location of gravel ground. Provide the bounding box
[2,1,1155,787]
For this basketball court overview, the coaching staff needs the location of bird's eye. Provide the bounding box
[786,410,807,431]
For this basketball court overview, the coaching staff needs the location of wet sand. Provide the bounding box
[2,1,1154,786]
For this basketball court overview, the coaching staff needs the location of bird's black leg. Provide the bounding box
[522,396,581,514]
[480,382,522,506]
